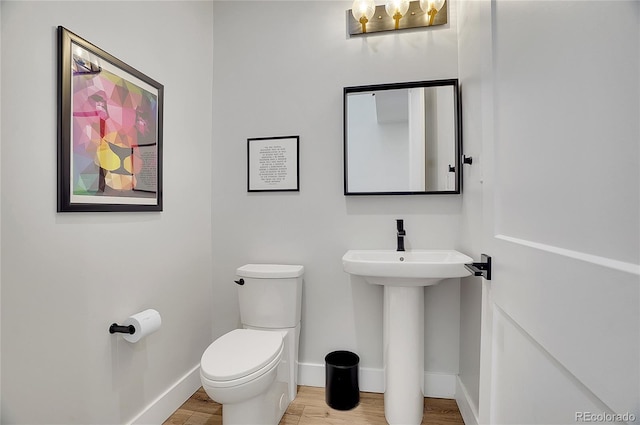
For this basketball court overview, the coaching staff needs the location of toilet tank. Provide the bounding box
[236,264,304,329]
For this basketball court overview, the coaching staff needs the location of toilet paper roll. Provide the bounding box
[122,309,162,343]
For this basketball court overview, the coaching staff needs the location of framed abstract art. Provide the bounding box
[57,26,163,212]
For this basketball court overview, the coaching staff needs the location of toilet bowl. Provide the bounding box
[200,264,304,425]
[201,329,284,406]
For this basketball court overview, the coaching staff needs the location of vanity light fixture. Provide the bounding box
[419,0,446,26]
[351,0,376,33]
[348,0,447,36]
[385,0,410,30]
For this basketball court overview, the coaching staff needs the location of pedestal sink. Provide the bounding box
[342,249,473,425]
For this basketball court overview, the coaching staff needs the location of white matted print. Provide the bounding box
[248,136,299,192]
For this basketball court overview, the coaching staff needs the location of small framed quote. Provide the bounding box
[247,136,299,192]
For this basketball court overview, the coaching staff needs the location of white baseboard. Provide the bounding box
[298,362,385,393]
[128,364,201,425]
[455,376,479,425]
[298,362,457,399]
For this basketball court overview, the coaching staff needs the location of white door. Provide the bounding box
[478,1,639,424]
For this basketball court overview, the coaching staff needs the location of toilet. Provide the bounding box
[200,264,304,425]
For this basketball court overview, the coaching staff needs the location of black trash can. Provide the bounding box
[325,350,360,410]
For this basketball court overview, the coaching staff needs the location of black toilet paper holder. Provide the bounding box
[109,323,135,334]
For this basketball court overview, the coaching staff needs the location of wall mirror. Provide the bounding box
[343,79,461,195]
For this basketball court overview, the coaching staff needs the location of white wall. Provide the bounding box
[456,0,493,421]
[1,2,213,423]
[408,88,426,191]
[347,93,410,192]
[0,3,3,421]
[435,86,454,190]
[211,0,463,393]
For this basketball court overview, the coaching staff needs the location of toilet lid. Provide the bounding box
[200,329,283,382]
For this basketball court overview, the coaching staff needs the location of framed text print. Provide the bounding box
[57,26,164,212]
[247,136,300,192]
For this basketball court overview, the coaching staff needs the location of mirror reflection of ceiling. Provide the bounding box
[374,91,408,124]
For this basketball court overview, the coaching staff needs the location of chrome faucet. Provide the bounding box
[396,219,406,252]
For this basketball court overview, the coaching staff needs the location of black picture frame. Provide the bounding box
[247,136,300,192]
[57,26,164,212]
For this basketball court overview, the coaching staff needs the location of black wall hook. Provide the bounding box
[463,155,473,165]
[448,164,455,172]
[109,323,135,334]
[464,254,492,280]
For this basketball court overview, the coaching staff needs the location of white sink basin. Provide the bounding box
[342,249,473,286]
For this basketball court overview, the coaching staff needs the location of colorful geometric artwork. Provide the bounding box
[72,53,157,194]
[57,27,163,212]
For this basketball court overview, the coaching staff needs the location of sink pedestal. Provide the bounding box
[342,249,473,425]
[383,286,425,425]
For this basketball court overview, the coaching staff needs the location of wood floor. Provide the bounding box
[163,386,465,425]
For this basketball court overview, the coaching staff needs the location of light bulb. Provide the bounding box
[385,0,410,30]
[419,0,445,25]
[352,0,376,33]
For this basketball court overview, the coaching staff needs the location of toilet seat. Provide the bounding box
[201,329,283,388]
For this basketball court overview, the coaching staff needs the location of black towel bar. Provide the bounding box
[464,254,492,280]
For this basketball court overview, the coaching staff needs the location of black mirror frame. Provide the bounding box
[343,79,462,196]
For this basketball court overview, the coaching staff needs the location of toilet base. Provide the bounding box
[222,380,288,425]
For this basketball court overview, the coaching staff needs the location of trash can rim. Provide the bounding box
[325,350,360,368]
